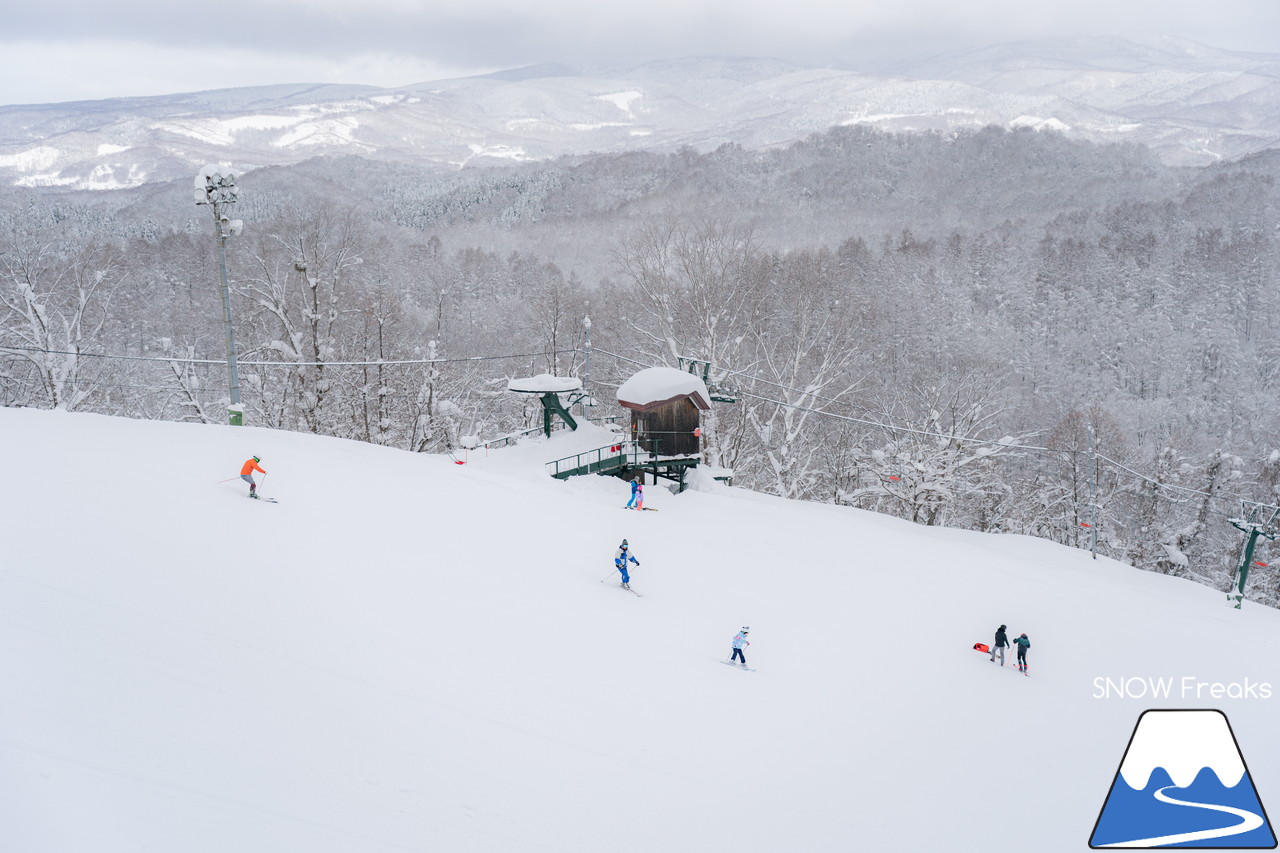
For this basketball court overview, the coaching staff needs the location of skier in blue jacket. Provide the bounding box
[615,539,639,589]
[626,477,644,510]
[730,628,750,667]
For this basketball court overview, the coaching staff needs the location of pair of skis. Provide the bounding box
[721,659,755,672]
[601,578,643,597]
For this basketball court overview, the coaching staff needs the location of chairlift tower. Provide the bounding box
[1227,502,1280,609]
[507,374,583,437]
[677,355,738,403]
[194,165,245,426]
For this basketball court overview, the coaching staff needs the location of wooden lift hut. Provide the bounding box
[616,366,711,489]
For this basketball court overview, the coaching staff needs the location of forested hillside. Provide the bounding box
[4,125,1280,603]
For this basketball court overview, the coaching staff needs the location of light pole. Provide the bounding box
[1087,422,1099,559]
[581,314,592,421]
[194,165,245,426]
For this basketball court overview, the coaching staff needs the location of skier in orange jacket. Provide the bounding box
[240,456,266,498]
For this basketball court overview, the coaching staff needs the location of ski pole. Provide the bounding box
[601,566,635,582]
[258,472,268,496]
[215,476,240,484]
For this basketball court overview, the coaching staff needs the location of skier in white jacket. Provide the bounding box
[615,539,639,589]
[730,628,750,667]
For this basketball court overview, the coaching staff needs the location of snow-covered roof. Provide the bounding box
[507,374,583,394]
[617,367,710,411]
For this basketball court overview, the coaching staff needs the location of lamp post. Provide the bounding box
[194,165,245,426]
[1087,422,1099,559]
[581,314,592,421]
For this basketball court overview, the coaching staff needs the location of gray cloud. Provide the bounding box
[4,0,1280,105]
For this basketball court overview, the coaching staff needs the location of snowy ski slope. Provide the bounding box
[3,408,1278,851]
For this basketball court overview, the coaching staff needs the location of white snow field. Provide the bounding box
[3,407,1279,852]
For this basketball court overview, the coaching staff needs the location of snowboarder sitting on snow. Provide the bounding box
[626,477,644,510]
[1013,633,1031,671]
[730,628,750,667]
[989,624,1010,666]
[615,539,639,589]
[241,455,266,498]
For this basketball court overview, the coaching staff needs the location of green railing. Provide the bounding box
[546,441,641,479]
[482,423,561,450]
[480,415,621,450]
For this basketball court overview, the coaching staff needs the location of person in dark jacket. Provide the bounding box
[989,624,1010,666]
[1013,633,1031,671]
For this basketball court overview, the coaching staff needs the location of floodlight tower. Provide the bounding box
[581,314,592,420]
[194,165,246,425]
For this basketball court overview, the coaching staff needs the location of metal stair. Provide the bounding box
[546,442,639,479]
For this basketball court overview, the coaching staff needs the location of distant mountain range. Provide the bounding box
[2,35,1279,191]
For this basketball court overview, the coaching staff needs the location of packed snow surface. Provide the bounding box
[4,407,1280,852]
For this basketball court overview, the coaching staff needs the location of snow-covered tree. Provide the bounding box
[840,364,1028,526]
[0,241,121,410]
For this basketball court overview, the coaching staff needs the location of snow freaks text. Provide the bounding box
[1092,676,1273,700]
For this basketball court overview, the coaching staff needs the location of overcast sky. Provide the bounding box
[3,0,1280,106]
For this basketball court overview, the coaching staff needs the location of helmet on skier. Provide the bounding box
[1021,633,1027,638]
[620,539,628,548]
[253,456,260,462]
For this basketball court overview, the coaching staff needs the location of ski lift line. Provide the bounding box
[591,347,1057,453]
[591,350,1245,508]
[595,346,906,413]
[0,344,578,368]
[1094,451,1278,514]
[0,372,487,403]
[592,348,650,370]
[729,386,1058,453]
[741,382,1256,517]
[596,348,1260,508]
[591,348,1270,516]
[0,375,212,393]
[7,337,1269,518]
